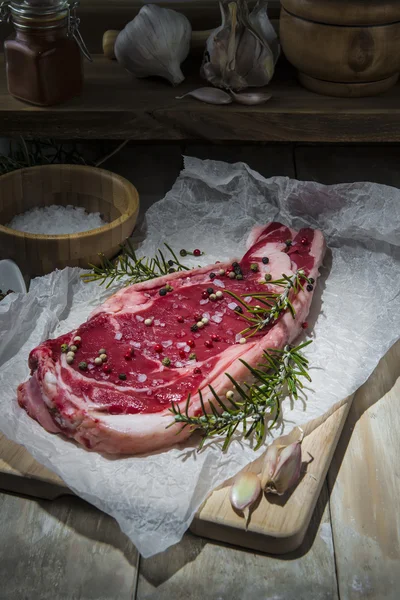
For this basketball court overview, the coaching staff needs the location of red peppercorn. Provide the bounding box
[103,365,112,374]
[179,349,186,359]
[226,268,232,275]
[194,312,202,321]
[201,290,209,299]
[124,351,133,360]
[187,339,195,348]
[211,334,221,342]
[301,237,308,245]
[154,344,163,353]
[193,249,201,257]
[177,316,184,323]
[204,340,213,349]
[301,322,308,329]
[194,367,202,375]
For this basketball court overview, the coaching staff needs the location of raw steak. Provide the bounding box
[18,223,326,454]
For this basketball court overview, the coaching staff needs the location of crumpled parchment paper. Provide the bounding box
[0,157,399,557]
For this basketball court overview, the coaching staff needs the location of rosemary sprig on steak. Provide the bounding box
[169,341,312,451]
[226,270,314,338]
[82,241,190,288]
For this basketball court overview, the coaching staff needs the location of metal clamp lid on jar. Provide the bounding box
[0,0,92,61]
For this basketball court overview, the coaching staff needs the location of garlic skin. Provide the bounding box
[177,88,232,105]
[261,432,304,496]
[115,5,192,86]
[201,0,277,92]
[230,471,261,528]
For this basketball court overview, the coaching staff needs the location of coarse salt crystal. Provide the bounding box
[172,303,179,309]
[194,333,201,338]
[228,302,238,310]
[154,319,161,326]
[177,342,186,348]
[199,299,209,305]
[175,361,184,368]
[213,279,225,288]
[202,312,211,319]
[138,374,147,383]
[162,340,173,348]
[211,315,222,324]
[115,332,123,340]
[7,204,106,235]
[235,333,242,343]
[131,342,141,348]
[136,315,144,322]
[87,364,94,370]
[160,323,166,327]
[184,345,191,353]
[244,296,252,303]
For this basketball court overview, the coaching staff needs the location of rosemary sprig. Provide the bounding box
[169,341,312,451]
[227,270,311,338]
[81,240,190,288]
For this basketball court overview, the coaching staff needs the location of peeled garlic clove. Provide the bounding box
[230,471,261,528]
[115,5,191,86]
[230,91,272,105]
[262,440,303,496]
[176,88,232,105]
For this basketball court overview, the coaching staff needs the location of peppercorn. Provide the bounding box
[70,345,78,353]
[232,262,239,268]
[162,357,171,367]
[202,290,208,299]
[165,285,173,292]
[79,362,88,371]
[309,278,315,284]
[216,291,223,299]
[60,344,68,353]
[265,274,272,282]
[236,274,243,280]
[119,373,127,380]
[180,249,187,257]
[250,263,259,272]
[211,334,221,342]
[234,306,243,314]
[168,260,174,266]
[301,322,308,329]
[154,344,163,353]
[204,340,213,349]
[285,239,292,246]
[189,352,197,360]
[209,293,217,301]
[209,272,216,280]
[193,249,201,257]
[262,257,269,264]
[66,356,74,365]
[179,349,186,359]
[228,272,236,279]
[193,367,202,375]
[168,268,176,273]
[177,316,184,323]
[207,287,214,294]
[187,339,195,348]
[307,284,314,292]
[159,288,167,296]
[191,324,199,332]
[103,364,112,374]
[94,357,103,366]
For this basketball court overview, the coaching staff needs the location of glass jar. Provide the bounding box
[0,0,91,106]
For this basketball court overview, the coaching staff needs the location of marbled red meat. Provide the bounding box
[18,223,326,454]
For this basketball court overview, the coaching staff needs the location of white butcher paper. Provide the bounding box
[0,156,399,557]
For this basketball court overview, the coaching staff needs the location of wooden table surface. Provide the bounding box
[1,55,400,142]
[0,143,399,599]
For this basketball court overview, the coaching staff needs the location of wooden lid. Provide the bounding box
[281,0,400,26]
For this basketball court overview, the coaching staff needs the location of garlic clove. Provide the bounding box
[176,88,232,105]
[115,5,192,86]
[261,433,304,496]
[230,471,261,528]
[230,90,272,105]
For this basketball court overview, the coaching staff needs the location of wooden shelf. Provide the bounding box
[1,55,400,142]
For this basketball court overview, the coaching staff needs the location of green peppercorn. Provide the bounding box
[265,274,272,282]
[236,274,243,280]
[60,344,69,353]
[79,361,88,371]
[162,357,171,367]
[165,285,173,292]
[180,249,187,257]
[250,263,259,272]
[189,353,197,360]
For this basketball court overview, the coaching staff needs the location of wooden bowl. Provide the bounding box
[280,0,400,97]
[0,165,140,277]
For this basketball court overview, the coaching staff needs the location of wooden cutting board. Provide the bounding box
[0,397,352,554]
[0,341,398,555]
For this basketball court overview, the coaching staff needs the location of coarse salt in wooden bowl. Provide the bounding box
[0,164,140,277]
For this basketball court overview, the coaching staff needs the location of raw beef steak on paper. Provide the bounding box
[18,223,326,454]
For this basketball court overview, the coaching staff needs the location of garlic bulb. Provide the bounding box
[201,0,278,91]
[115,5,192,86]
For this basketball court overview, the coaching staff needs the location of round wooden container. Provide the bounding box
[280,0,400,97]
[0,165,140,277]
